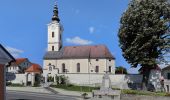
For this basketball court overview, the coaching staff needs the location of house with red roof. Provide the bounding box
[7,58,31,73]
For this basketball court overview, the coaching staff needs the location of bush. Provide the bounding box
[50,84,99,92]
[8,83,24,87]
[6,82,12,86]
[122,89,170,97]
[33,81,40,87]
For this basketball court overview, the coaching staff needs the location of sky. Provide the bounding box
[0,0,139,73]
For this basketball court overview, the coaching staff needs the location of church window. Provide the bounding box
[109,59,111,62]
[109,66,112,73]
[95,66,99,73]
[62,63,65,73]
[52,32,55,38]
[52,46,54,51]
[77,63,80,72]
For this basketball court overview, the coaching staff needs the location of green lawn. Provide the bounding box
[122,89,170,96]
[50,84,99,92]
[51,84,170,97]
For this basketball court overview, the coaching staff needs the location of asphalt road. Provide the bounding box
[6,91,81,100]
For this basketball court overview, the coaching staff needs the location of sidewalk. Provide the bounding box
[6,86,92,98]
[51,87,92,97]
[6,87,52,94]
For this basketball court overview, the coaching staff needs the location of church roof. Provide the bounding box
[43,45,115,60]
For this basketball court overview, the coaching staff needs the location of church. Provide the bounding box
[43,3,115,84]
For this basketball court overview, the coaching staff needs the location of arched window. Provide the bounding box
[109,66,112,73]
[62,63,65,73]
[77,63,80,72]
[52,32,55,38]
[49,66,52,71]
[95,66,99,73]
[52,46,54,51]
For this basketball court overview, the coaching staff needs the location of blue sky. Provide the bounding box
[0,0,139,73]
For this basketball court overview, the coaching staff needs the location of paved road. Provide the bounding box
[7,91,81,100]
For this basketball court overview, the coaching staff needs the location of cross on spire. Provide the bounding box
[52,1,60,22]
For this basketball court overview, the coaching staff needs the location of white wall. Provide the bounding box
[58,74,143,89]
[10,74,26,84]
[43,58,115,76]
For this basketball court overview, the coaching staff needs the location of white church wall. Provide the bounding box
[61,74,142,89]
[43,58,115,75]
[106,59,115,74]
[43,60,57,70]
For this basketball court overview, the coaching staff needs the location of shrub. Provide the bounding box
[8,83,24,87]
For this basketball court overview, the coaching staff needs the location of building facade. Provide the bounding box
[0,44,15,100]
[7,58,31,74]
[43,3,115,84]
[162,66,170,92]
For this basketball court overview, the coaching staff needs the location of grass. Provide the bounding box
[50,84,99,92]
[7,83,24,87]
[122,89,170,96]
[51,84,170,97]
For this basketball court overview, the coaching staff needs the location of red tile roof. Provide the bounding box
[25,63,42,73]
[11,58,27,66]
[44,45,115,59]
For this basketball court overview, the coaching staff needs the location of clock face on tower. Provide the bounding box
[51,25,55,30]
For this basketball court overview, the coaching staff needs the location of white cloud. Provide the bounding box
[89,26,95,34]
[127,67,139,74]
[66,36,93,45]
[5,46,24,58]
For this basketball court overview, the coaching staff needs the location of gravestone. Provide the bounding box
[92,73,121,100]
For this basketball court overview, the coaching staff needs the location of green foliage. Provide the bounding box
[7,83,24,87]
[33,81,40,87]
[50,84,99,92]
[122,89,170,96]
[48,76,54,82]
[118,0,170,68]
[115,66,128,74]
[60,75,68,84]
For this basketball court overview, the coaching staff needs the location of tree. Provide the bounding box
[115,66,128,74]
[118,0,170,87]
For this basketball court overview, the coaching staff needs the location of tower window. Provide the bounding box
[77,63,80,72]
[109,66,112,73]
[95,66,99,73]
[52,32,55,38]
[52,46,54,51]
[62,63,65,73]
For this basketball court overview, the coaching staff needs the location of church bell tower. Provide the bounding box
[47,3,63,51]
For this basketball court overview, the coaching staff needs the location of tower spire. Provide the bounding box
[52,1,60,22]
